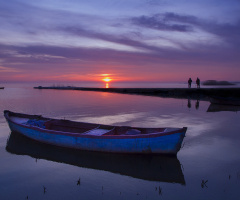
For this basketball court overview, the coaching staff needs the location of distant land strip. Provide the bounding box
[34,86,240,100]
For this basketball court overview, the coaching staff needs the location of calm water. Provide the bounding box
[0,83,240,200]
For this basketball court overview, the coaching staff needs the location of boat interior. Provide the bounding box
[7,112,169,136]
[44,119,165,135]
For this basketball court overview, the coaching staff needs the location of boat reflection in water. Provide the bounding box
[6,132,185,185]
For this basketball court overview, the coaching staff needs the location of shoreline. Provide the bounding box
[33,86,240,101]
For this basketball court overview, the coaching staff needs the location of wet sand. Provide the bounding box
[34,86,240,101]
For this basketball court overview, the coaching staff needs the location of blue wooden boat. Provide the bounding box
[4,110,187,155]
[6,132,185,184]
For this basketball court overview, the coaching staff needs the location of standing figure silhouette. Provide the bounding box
[196,77,200,88]
[188,78,192,88]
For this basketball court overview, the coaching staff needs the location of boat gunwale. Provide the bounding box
[4,110,187,139]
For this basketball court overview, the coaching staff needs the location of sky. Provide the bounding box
[0,0,240,83]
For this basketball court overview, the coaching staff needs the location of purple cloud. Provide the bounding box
[0,1,240,82]
[132,14,193,32]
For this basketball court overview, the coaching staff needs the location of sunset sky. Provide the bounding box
[0,0,240,83]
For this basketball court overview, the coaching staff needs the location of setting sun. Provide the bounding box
[102,77,112,82]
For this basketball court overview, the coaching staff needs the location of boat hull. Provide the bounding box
[6,132,185,184]
[4,111,186,155]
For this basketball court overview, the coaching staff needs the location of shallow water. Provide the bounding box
[0,84,240,200]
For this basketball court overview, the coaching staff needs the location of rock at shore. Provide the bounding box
[202,80,235,86]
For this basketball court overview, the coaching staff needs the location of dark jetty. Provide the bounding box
[0,87,4,89]
[34,86,240,101]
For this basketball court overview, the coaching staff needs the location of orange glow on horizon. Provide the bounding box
[102,77,112,82]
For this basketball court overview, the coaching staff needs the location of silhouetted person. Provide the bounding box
[188,78,192,88]
[196,77,200,88]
